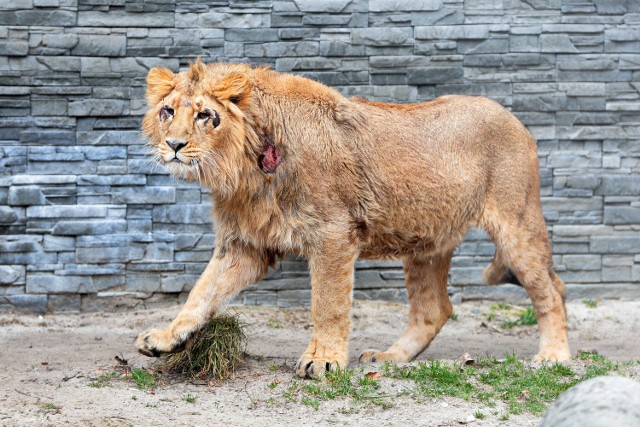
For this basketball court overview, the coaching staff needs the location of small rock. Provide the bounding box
[542,376,640,427]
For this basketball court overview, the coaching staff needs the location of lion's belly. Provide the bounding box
[359,220,472,260]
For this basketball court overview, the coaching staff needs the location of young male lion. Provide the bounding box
[136,60,570,378]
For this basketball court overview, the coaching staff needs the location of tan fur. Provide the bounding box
[135,60,570,377]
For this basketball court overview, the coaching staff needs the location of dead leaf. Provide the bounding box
[41,361,48,366]
[365,371,382,380]
[460,352,475,366]
[273,377,282,384]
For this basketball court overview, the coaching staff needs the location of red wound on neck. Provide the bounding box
[260,137,280,173]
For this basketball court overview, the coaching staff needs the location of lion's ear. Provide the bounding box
[211,73,252,107]
[146,67,176,106]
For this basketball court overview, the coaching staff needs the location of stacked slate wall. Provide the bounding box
[1,0,639,312]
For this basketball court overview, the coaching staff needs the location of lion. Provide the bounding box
[135,60,570,378]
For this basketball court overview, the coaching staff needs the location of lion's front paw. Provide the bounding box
[295,341,348,379]
[358,349,408,364]
[295,354,345,379]
[135,328,187,357]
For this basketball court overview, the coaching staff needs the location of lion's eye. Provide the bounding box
[159,105,174,121]
[196,108,221,128]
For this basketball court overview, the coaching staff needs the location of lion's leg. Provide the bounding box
[135,241,270,357]
[359,251,453,363]
[295,240,358,378]
[484,207,570,363]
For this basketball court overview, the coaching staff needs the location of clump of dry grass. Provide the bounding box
[160,313,247,381]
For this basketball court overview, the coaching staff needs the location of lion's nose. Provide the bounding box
[166,138,187,153]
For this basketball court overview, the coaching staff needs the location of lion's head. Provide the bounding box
[142,60,260,193]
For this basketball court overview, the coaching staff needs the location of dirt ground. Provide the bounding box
[1,299,639,427]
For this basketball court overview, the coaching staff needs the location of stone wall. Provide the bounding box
[1,0,639,312]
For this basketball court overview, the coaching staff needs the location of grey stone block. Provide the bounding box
[351,27,413,46]
[243,290,277,306]
[78,11,174,27]
[6,295,47,313]
[412,9,464,26]
[153,205,212,224]
[596,175,640,196]
[294,0,365,13]
[604,206,640,225]
[0,266,22,284]
[71,34,127,56]
[12,175,76,185]
[112,187,175,204]
[407,67,464,84]
[124,274,161,293]
[562,255,601,271]
[43,235,75,251]
[76,246,145,263]
[602,266,631,282]
[449,267,486,285]
[244,41,319,57]
[68,99,129,117]
[319,40,366,56]
[277,289,310,307]
[0,206,18,223]
[160,275,198,293]
[10,185,59,206]
[590,236,640,254]
[462,284,529,303]
[249,277,310,292]
[0,10,76,26]
[0,240,42,253]
[48,295,82,312]
[27,205,109,219]
[0,40,28,56]
[370,0,442,12]
[415,25,491,40]
[52,220,127,236]
[226,29,279,42]
[197,11,269,28]
[353,288,408,303]
[27,274,95,294]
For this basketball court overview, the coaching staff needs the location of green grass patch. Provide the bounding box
[583,299,599,308]
[477,354,577,414]
[282,368,392,410]
[301,396,320,410]
[266,318,283,329]
[41,402,59,413]
[131,368,158,390]
[182,394,198,404]
[88,371,120,388]
[517,307,537,325]
[159,313,247,381]
[383,360,475,400]
[498,307,538,328]
[276,352,628,417]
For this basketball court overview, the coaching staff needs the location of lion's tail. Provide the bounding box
[483,258,522,287]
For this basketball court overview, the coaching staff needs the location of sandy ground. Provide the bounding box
[1,299,639,427]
